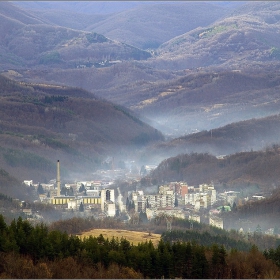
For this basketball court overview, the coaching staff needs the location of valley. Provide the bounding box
[1,1,280,278]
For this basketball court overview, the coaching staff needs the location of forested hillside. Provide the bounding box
[0,2,151,69]
[18,63,280,137]
[12,1,231,49]
[0,215,280,278]
[142,113,280,162]
[0,169,33,201]
[154,2,280,70]
[149,147,280,190]
[0,75,163,182]
[222,187,280,235]
[4,2,280,138]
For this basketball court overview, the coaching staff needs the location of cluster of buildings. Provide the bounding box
[21,159,277,239]
[25,160,269,232]
[23,159,236,229]
[24,160,116,218]
[184,184,217,210]
[128,182,227,229]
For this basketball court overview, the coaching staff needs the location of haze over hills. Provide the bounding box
[141,113,280,164]
[83,2,231,49]
[0,75,163,183]
[129,66,280,135]
[2,1,280,187]
[12,1,161,15]
[13,63,280,137]
[153,1,280,70]
[4,1,280,138]
[0,2,151,69]
[12,1,238,49]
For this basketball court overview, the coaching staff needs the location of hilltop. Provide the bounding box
[85,2,230,49]
[0,2,151,70]
[152,2,280,70]
[12,1,232,49]
[12,1,157,15]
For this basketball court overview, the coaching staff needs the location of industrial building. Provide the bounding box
[47,160,115,217]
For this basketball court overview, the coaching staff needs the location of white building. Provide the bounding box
[194,198,204,211]
[187,192,211,210]
[185,184,216,209]
[224,191,239,206]
[265,228,275,236]
[252,195,265,200]
[104,201,116,217]
[208,187,217,205]
[199,184,216,205]
[130,189,175,213]
[68,198,83,210]
[146,194,175,209]
[158,185,174,195]
[146,207,185,220]
[200,193,211,208]
[100,189,115,216]
[185,193,200,205]
[86,190,100,197]
[41,183,54,191]
[23,180,33,186]
[146,208,154,220]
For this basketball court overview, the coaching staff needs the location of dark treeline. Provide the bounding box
[49,216,124,234]
[162,230,252,252]
[49,215,280,251]
[0,215,280,278]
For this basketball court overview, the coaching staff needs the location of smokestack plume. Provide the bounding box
[57,160,60,196]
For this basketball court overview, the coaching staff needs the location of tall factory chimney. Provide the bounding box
[57,160,61,196]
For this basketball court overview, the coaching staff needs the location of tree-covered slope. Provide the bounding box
[0,75,163,182]
[0,215,279,279]
[0,2,151,69]
[143,113,280,162]
[153,2,280,70]
[11,1,232,49]
[148,147,280,190]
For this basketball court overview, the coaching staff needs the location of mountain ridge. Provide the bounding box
[0,2,151,69]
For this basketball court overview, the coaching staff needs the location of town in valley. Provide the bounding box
[20,159,273,238]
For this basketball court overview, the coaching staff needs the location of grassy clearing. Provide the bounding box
[79,229,161,246]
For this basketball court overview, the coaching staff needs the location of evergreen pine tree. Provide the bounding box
[232,201,237,212]
[79,202,84,212]
[37,184,45,194]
